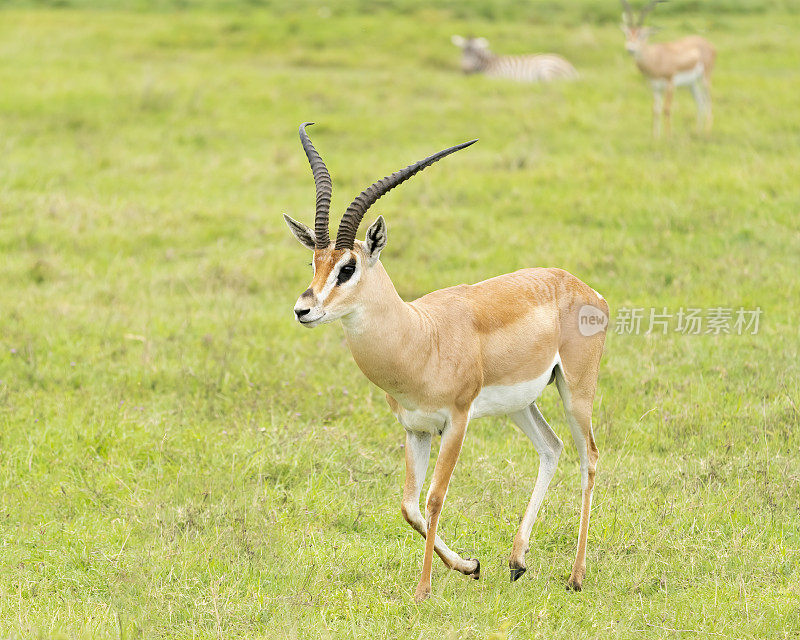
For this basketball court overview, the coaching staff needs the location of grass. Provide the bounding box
[0,3,799,638]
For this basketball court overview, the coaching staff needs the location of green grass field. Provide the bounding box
[1,2,799,638]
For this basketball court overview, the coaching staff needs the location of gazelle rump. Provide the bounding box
[451,35,578,83]
[285,123,608,601]
[621,0,716,137]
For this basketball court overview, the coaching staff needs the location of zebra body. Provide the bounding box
[452,35,578,83]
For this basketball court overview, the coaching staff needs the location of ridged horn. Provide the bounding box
[334,139,478,250]
[620,0,635,25]
[299,122,332,249]
[638,0,665,26]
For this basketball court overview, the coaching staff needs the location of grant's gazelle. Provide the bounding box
[284,123,609,601]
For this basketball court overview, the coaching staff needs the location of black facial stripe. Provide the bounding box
[336,258,357,286]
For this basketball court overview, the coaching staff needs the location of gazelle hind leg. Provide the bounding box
[401,429,479,580]
[554,353,601,591]
[690,82,705,133]
[508,403,563,581]
[703,76,713,132]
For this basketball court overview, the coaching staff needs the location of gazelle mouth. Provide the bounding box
[298,313,325,325]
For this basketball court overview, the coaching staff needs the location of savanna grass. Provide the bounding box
[0,3,798,638]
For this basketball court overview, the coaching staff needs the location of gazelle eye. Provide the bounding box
[336,260,356,285]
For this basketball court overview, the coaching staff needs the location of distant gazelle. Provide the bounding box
[451,35,579,82]
[284,123,608,601]
[621,0,716,137]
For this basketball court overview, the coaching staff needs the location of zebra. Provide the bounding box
[451,35,578,83]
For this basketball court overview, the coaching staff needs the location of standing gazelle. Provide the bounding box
[621,0,716,137]
[284,123,609,601]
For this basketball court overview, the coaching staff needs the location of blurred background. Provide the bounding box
[0,0,798,638]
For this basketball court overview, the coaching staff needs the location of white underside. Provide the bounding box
[392,354,560,434]
[650,62,704,90]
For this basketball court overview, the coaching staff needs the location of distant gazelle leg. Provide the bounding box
[703,75,713,133]
[414,409,472,603]
[651,86,664,138]
[690,81,705,133]
[663,80,675,138]
[555,367,599,592]
[508,403,564,581]
[401,429,479,581]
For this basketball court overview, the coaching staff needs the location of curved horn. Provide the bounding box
[620,0,635,24]
[638,0,665,26]
[335,139,478,250]
[299,122,332,249]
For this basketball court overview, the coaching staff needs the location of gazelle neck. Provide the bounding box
[339,261,430,397]
[632,42,658,72]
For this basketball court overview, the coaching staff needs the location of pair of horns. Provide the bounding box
[299,123,477,251]
[621,0,665,26]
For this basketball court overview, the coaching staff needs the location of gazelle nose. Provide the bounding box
[295,307,311,319]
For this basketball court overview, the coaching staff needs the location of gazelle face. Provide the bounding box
[286,122,474,330]
[451,35,490,74]
[284,215,388,328]
[621,24,652,55]
[294,247,364,327]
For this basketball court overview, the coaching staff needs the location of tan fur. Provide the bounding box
[290,231,608,599]
[623,25,716,137]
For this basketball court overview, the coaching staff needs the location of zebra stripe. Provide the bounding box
[485,54,579,82]
[453,36,578,83]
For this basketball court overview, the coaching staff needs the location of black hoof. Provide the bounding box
[466,558,480,580]
[510,566,526,582]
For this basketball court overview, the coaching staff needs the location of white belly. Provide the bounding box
[674,63,704,86]
[651,63,704,90]
[390,354,560,434]
[470,355,559,419]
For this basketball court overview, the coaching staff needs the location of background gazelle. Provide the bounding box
[285,123,609,602]
[621,0,716,137]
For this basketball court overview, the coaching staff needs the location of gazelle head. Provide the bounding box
[620,0,663,55]
[284,123,477,328]
[451,35,491,74]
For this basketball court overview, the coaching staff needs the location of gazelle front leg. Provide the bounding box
[662,79,675,138]
[651,84,664,138]
[414,408,471,602]
[508,403,564,581]
[401,429,479,581]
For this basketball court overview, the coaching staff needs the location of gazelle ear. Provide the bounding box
[451,34,466,47]
[283,214,316,251]
[621,12,632,27]
[364,216,387,265]
[475,37,489,49]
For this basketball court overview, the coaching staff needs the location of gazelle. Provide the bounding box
[451,35,578,82]
[284,123,609,601]
[621,0,716,137]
